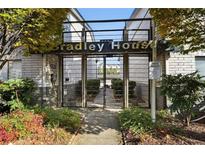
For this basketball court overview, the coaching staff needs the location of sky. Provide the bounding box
[77,9,134,65]
[77,8,134,41]
[78,8,134,20]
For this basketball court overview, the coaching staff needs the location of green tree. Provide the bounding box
[0,8,69,69]
[150,9,205,54]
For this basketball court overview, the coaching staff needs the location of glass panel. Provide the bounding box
[63,56,82,107]
[129,54,149,107]
[87,55,123,109]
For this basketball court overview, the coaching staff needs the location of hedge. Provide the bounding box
[77,79,100,97]
[111,78,136,98]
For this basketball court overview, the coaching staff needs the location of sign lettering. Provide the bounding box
[55,40,154,53]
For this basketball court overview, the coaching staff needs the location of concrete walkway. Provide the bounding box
[88,88,123,109]
[71,108,122,145]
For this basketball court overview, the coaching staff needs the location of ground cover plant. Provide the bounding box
[0,106,81,144]
[33,106,81,133]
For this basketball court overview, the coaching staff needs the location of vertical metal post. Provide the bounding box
[81,26,87,108]
[148,28,152,109]
[151,21,157,123]
[123,53,129,108]
[82,54,87,108]
[58,55,63,107]
[103,56,106,109]
[42,54,47,107]
[7,61,9,80]
[123,27,129,108]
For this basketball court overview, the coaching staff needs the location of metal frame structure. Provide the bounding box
[58,18,154,110]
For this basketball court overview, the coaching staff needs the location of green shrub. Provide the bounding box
[119,107,154,134]
[111,78,123,97]
[129,81,136,97]
[111,78,136,98]
[77,79,100,97]
[7,100,24,111]
[34,107,81,133]
[157,110,171,120]
[161,71,205,126]
[0,78,37,103]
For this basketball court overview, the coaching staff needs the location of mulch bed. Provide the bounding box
[122,121,205,145]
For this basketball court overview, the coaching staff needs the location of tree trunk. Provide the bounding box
[0,59,8,70]
[186,115,191,127]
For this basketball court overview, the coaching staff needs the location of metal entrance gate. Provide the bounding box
[59,18,155,108]
[62,55,82,107]
[87,55,124,108]
[61,53,150,108]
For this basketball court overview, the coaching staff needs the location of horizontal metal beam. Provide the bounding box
[64,18,152,24]
[52,52,150,56]
[63,28,150,33]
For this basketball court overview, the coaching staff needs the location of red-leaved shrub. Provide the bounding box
[0,110,45,144]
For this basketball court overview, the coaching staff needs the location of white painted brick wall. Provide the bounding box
[166,52,198,75]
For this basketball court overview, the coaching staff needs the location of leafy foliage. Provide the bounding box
[150,9,205,54]
[119,107,154,134]
[111,78,136,98]
[0,110,44,144]
[0,78,37,113]
[34,107,81,133]
[0,109,76,144]
[119,108,182,138]
[77,79,101,97]
[0,9,69,69]
[160,71,205,126]
[0,78,36,102]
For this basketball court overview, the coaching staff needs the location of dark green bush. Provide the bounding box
[77,79,100,97]
[0,78,36,103]
[161,71,205,126]
[34,107,81,133]
[0,78,37,113]
[111,78,123,97]
[119,107,154,134]
[111,78,136,98]
[129,81,136,97]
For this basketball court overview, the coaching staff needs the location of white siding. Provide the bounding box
[22,54,43,86]
[8,61,22,79]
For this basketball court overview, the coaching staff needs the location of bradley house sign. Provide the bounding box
[56,40,154,53]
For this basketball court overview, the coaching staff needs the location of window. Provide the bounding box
[195,56,205,77]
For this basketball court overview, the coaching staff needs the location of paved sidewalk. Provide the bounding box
[71,108,122,145]
[89,88,123,109]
